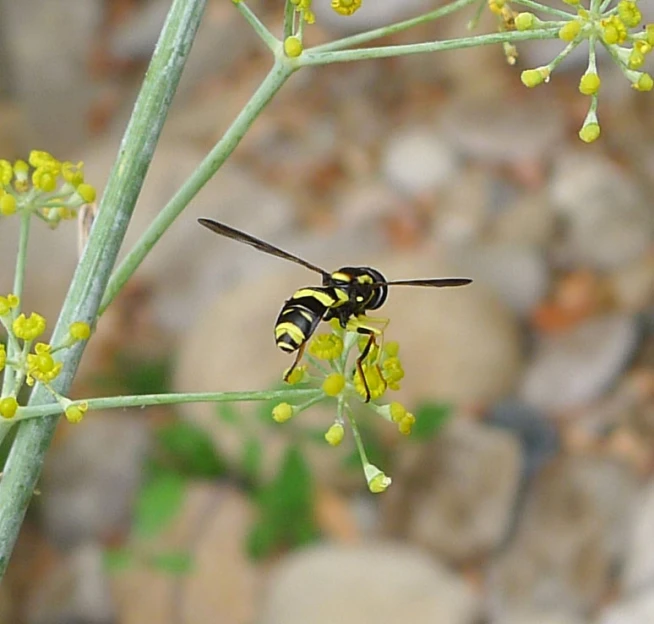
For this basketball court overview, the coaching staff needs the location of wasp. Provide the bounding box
[198,218,472,402]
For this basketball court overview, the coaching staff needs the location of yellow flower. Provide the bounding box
[0,344,5,372]
[629,48,646,70]
[13,312,46,341]
[601,16,627,45]
[354,364,387,401]
[69,321,91,341]
[579,73,601,95]
[0,294,19,316]
[633,73,654,92]
[364,464,391,493]
[285,364,307,385]
[26,343,62,384]
[579,122,601,143]
[61,161,85,186]
[0,160,12,185]
[65,401,88,424]
[325,422,345,446]
[398,412,416,436]
[331,0,361,16]
[383,341,399,358]
[389,401,407,423]
[520,67,550,88]
[284,36,303,58]
[0,397,18,419]
[272,402,295,423]
[618,0,641,28]
[515,12,536,31]
[75,183,96,203]
[32,168,57,192]
[309,333,343,360]
[559,19,581,42]
[382,356,404,390]
[0,194,16,216]
[322,372,346,397]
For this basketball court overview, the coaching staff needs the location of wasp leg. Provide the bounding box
[349,318,389,403]
[355,332,375,403]
[283,341,307,383]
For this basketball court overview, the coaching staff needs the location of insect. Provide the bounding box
[198,218,472,401]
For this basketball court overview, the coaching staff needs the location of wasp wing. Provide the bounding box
[198,218,329,277]
[382,278,472,287]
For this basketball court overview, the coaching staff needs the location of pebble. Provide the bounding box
[41,413,150,548]
[489,455,638,619]
[25,542,115,624]
[259,543,481,624]
[549,150,652,270]
[383,416,521,563]
[447,243,550,315]
[486,400,559,482]
[520,315,640,412]
[112,484,259,624]
[381,126,460,196]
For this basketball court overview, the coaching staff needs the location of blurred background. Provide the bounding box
[1,0,654,622]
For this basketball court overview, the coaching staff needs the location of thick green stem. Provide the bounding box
[311,0,478,53]
[0,0,207,579]
[301,28,560,65]
[15,388,323,421]
[99,59,294,316]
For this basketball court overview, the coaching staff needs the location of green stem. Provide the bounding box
[14,388,323,421]
[312,0,478,53]
[235,1,279,51]
[99,58,295,316]
[0,0,208,580]
[283,0,296,39]
[512,0,574,19]
[300,27,560,65]
[345,406,369,466]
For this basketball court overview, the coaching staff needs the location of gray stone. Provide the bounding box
[259,543,481,624]
[384,417,522,563]
[41,413,149,548]
[520,315,640,412]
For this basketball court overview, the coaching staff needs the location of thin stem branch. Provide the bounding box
[14,388,323,421]
[300,27,560,65]
[0,0,208,580]
[512,0,574,19]
[99,59,294,316]
[283,0,295,39]
[235,1,279,51]
[311,0,478,53]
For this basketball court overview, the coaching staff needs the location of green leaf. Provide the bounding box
[411,402,452,440]
[149,551,193,575]
[241,436,263,481]
[248,445,319,559]
[104,548,134,573]
[134,472,185,538]
[155,420,226,478]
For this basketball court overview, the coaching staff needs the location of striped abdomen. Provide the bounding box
[274,287,345,353]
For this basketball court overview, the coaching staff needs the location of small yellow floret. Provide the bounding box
[629,49,645,69]
[521,67,549,88]
[633,73,654,92]
[487,0,505,16]
[383,341,399,357]
[579,122,601,143]
[13,312,46,341]
[61,161,85,186]
[364,464,392,493]
[32,169,57,192]
[0,194,17,216]
[331,0,361,16]
[647,24,654,46]
[562,0,579,5]
[309,333,343,360]
[559,20,581,42]
[0,160,12,185]
[284,36,303,58]
[579,73,601,95]
[0,344,5,372]
[514,12,535,30]
[354,364,387,401]
[76,183,96,203]
[618,1,641,28]
[69,321,91,341]
[382,356,404,390]
[27,343,62,384]
[601,16,627,45]
[389,401,407,423]
[325,422,345,446]
[322,372,346,397]
[0,397,18,419]
[0,294,19,316]
[285,365,307,385]
[65,401,88,424]
[272,402,295,423]
[398,413,416,436]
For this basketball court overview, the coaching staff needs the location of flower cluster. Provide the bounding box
[0,150,96,226]
[0,292,91,423]
[271,320,417,493]
[510,0,653,142]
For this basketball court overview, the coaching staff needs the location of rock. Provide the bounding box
[486,400,559,482]
[549,151,652,270]
[381,126,460,196]
[489,455,638,619]
[111,484,259,624]
[259,543,481,624]
[174,248,523,482]
[520,315,640,412]
[41,413,150,548]
[25,542,116,624]
[447,243,550,315]
[440,94,565,164]
[621,481,654,595]
[598,593,654,624]
[383,416,521,563]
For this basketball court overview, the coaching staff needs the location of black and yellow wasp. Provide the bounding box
[199,218,472,401]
